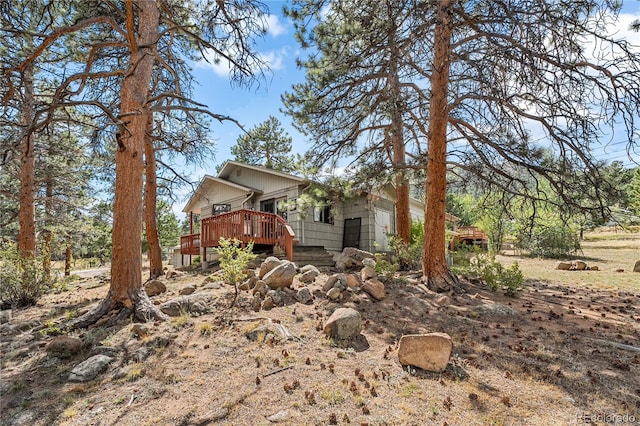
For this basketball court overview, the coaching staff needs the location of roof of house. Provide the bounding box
[182,174,262,213]
[217,160,306,183]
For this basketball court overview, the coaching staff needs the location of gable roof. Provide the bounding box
[182,174,261,213]
[217,160,306,183]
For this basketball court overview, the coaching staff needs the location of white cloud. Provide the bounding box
[265,14,286,37]
[198,47,288,79]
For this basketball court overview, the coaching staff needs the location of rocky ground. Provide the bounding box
[1,250,639,426]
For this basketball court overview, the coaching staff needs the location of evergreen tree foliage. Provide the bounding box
[231,115,296,172]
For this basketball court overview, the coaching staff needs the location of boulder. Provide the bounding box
[398,333,452,372]
[252,280,268,296]
[361,266,377,281]
[300,264,321,275]
[346,274,361,289]
[589,265,600,271]
[68,355,113,382]
[259,256,283,279]
[326,287,342,301]
[179,284,196,295]
[556,262,572,270]
[144,279,167,296]
[298,269,319,284]
[295,288,313,304]
[263,261,296,289]
[324,308,362,339]
[634,260,640,273]
[362,279,385,300]
[46,336,82,359]
[574,261,587,271]
[362,257,377,268]
[159,293,210,316]
[322,275,340,292]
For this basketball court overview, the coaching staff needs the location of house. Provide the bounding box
[177,160,458,267]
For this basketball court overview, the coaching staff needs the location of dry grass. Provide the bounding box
[1,231,638,425]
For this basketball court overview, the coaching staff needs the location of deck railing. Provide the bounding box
[184,209,294,261]
[180,233,200,255]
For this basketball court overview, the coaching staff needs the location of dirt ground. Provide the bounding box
[1,235,639,426]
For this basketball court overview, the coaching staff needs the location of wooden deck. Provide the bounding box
[450,226,489,250]
[180,209,295,261]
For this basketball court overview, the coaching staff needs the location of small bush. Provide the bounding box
[0,241,53,308]
[470,252,524,296]
[374,253,398,282]
[518,223,580,258]
[215,238,257,307]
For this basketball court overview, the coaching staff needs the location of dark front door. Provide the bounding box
[260,199,275,213]
[343,218,361,249]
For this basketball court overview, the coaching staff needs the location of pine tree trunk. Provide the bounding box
[18,62,36,262]
[422,0,459,292]
[69,0,167,328]
[42,179,53,282]
[388,7,411,245]
[65,242,71,277]
[144,114,164,279]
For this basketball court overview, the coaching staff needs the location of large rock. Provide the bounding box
[179,284,196,295]
[298,267,320,284]
[295,287,313,304]
[362,278,385,300]
[634,260,640,273]
[259,256,283,279]
[398,333,452,372]
[159,293,210,316]
[68,355,113,382]
[361,266,377,281]
[263,261,296,289]
[144,279,167,296]
[323,274,346,292]
[556,262,572,270]
[574,261,587,271]
[46,336,82,359]
[334,247,376,270]
[324,308,362,339]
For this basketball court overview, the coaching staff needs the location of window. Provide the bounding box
[313,205,333,224]
[212,204,230,216]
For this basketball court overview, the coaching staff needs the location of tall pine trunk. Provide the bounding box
[144,114,164,279]
[387,3,410,245]
[422,0,458,292]
[42,179,53,282]
[70,0,167,328]
[18,62,36,262]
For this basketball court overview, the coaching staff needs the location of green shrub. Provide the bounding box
[517,222,580,258]
[374,253,398,282]
[470,252,523,296]
[0,241,53,308]
[215,238,257,307]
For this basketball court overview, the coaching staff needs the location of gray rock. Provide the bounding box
[362,257,377,268]
[634,260,640,273]
[322,275,340,292]
[298,269,319,283]
[144,279,167,296]
[46,336,82,359]
[473,303,517,316]
[398,333,452,372]
[267,410,290,423]
[202,281,222,290]
[131,346,151,362]
[159,294,210,316]
[295,288,313,304]
[259,256,282,279]
[179,284,196,295]
[0,309,12,324]
[300,264,320,275]
[326,287,342,301]
[68,355,113,382]
[324,307,362,339]
[253,280,268,296]
[263,261,296,289]
[267,289,285,306]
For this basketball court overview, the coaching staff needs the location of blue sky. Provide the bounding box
[174,0,640,215]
